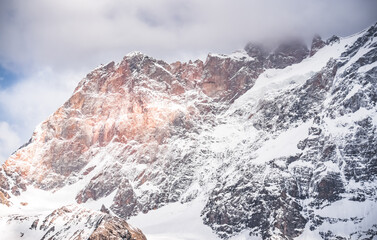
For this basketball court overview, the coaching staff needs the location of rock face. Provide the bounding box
[244,39,309,69]
[0,205,146,240]
[310,35,326,56]
[1,24,377,239]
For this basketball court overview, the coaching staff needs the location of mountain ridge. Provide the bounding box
[1,23,376,239]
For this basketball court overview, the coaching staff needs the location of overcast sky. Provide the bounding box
[0,0,376,163]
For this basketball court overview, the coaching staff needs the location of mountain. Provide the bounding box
[0,24,376,240]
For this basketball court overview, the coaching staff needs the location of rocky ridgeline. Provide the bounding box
[1,24,376,239]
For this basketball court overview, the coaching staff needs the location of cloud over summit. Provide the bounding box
[1,0,376,70]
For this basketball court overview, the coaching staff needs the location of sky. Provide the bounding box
[0,0,376,163]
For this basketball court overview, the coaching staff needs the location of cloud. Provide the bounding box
[1,0,376,71]
[0,68,80,126]
[0,121,21,164]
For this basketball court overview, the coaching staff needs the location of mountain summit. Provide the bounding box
[1,24,376,240]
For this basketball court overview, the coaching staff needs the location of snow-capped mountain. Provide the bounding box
[0,24,376,240]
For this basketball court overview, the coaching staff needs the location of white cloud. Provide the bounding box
[0,121,21,164]
[1,0,376,71]
[0,68,81,125]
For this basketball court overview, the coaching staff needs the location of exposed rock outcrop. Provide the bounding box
[310,34,326,56]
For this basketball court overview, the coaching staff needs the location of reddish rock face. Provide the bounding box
[1,50,268,194]
[88,215,147,240]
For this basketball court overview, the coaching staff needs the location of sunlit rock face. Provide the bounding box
[1,24,377,240]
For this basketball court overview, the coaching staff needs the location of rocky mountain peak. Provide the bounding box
[310,34,326,56]
[326,35,340,45]
[244,42,268,60]
[244,38,309,70]
[266,39,309,68]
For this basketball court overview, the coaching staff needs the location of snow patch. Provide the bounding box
[358,61,377,73]
[252,122,310,164]
[128,197,219,240]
